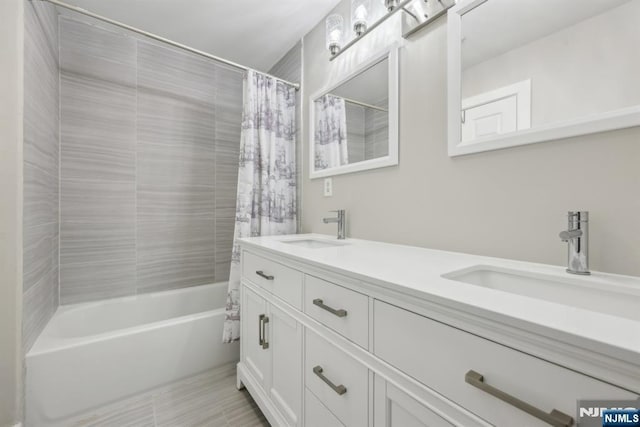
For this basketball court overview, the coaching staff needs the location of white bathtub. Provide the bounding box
[25,282,239,426]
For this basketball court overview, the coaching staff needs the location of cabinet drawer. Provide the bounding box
[305,330,368,427]
[374,300,636,427]
[304,275,369,348]
[374,377,455,427]
[305,388,345,427]
[242,251,303,309]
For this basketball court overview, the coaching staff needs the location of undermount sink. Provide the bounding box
[443,265,640,322]
[281,238,347,249]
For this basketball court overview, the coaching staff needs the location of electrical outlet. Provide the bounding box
[323,178,333,197]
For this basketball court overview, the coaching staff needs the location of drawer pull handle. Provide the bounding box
[313,365,347,395]
[258,314,269,349]
[465,370,573,427]
[256,270,274,280]
[313,299,347,317]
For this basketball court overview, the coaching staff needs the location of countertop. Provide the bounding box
[239,234,640,372]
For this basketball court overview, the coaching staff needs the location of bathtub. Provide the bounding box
[25,282,239,426]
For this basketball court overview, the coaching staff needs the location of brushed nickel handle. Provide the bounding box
[313,365,347,395]
[260,314,269,349]
[312,299,347,318]
[258,314,265,347]
[256,270,274,280]
[465,370,573,427]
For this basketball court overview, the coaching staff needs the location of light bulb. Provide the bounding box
[383,0,398,12]
[351,0,371,36]
[326,14,344,56]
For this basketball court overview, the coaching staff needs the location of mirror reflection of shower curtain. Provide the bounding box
[314,94,348,170]
[222,70,297,343]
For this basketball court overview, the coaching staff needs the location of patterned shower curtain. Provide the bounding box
[314,94,348,170]
[222,71,297,343]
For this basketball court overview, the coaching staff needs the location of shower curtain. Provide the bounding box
[314,94,348,170]
[223,71,297,343]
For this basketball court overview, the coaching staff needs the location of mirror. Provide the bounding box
[310,47,399,178]
[448,0,640,156]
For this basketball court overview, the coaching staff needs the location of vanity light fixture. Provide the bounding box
[329,0,412,61]
[351,0,371,36]
[326,14,345,56]
[384,0,399,12]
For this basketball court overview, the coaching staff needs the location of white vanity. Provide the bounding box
[236,234,640,427]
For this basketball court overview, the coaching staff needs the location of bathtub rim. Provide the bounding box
[28,282,229,357]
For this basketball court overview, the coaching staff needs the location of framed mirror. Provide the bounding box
[309,45,399,178]
[447,0,640,156]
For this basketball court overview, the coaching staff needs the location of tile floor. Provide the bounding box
[64,362,269,427]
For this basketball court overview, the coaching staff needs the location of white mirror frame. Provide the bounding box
[309,45,399,179]
[447,0,640,157]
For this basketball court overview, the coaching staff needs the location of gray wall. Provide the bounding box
[0,0,24,423]
[59,16,243,304]
[269,41,303,232]
[301,7,640,276]
[23,0,60,354]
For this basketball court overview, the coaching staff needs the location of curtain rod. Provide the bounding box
[37,0,301,90]
[328,94,388,112]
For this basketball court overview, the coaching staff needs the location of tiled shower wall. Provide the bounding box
[342,101,389,164]
[346,104,366,163]
[23,1,60,352]
[364,100,389,160]
[59,16,243,304]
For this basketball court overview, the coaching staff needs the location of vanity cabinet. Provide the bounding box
[241,285,303,426]
[237,245,639,427]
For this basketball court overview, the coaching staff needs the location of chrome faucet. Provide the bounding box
[323,210,346,240]
[559,211,590,275]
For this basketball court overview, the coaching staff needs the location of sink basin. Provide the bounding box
[281,239,347,249]
[443,265,640,321]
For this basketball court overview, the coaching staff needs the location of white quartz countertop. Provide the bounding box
[239,234,640,367]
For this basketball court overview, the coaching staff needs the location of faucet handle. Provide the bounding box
[559,229,582,242]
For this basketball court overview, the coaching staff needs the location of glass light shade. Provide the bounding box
[351,0,371,35]
[325,14,344,55]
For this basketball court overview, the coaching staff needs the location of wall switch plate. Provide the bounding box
[324,178,333,197]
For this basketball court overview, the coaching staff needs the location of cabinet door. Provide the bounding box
[241,285,271,392]
[269,304,302,426]
[375,377,454,427]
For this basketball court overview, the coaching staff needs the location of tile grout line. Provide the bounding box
[151,390,158,427]
[57,8,62,308]
[134,37,139,297]
[213,64,217,285]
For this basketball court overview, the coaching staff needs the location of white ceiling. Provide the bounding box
[61,0,342,72]
[462,0,632,68]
